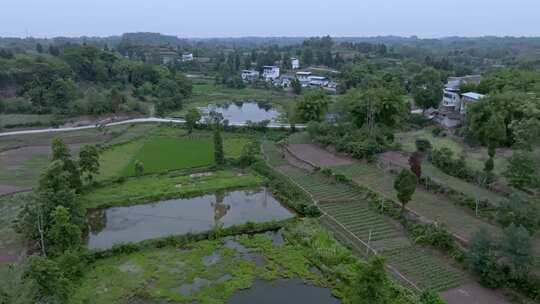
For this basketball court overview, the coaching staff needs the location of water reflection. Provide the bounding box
[87,188,293,250]
[199,102,280,123]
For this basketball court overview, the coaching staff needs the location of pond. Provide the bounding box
[199,102,281,123]
[227,278,341,304]
[87,187,294,250]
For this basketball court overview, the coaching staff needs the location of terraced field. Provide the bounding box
[272,158,466,292]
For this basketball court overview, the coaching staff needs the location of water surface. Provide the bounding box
[200,102,280,123]
[87,188,293,249]
[226,278,341,304]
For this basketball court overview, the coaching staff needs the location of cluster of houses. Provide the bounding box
[159,47,194,65]
[241,58,337,91]
[429,75,486,128]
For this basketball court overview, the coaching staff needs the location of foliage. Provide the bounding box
[504,151,539,189]
[291,78,302,95]
[295,90,330,122]
[419,290,446,304]
[466,229,506,288]
[134,160,144,176]
[25,255,71,302]
[465,92,540,147]
[430,147,490,185]
[408,223,455,251]
[415,139,432,154]
[394,169,418,213]
[501,224,534,276]
[351,256,390,304]
[307,121,392,160]
[411,67,443,110]
[46,206,82,256]
[185,108,202,134]
[496,195,540,233]
[408,152,422,179]
[79,145,100,183]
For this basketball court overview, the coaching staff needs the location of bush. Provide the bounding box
[408,223,455,251]
[431,127,443,137]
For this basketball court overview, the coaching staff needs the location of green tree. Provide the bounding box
[79,145,100,183]
[25,256,70,302]
[36,43,43,54]
[185,108,202,134]
[295,90,329,122]
[46,206,82,256]
[0,264,37,304]
[291,78,302,95]
[51,138,71,161]
[501,224,533,276]
[420,290,445,304]
[211,112,225,165]
[394,169,418,214]
[351,256,389,304]
[496,195,540,233]
[484,157,494,174]
[466,229,505,288]
[504,151,539,189]
[411,68,443,111]
[134,160,144,176]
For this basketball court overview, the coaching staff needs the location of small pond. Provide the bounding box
[199,102,281,123]
[226,278,341,304]
[87,187,294,250]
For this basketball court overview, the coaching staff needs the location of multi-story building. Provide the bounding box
[291,57,300,69]
[262,66,280,81]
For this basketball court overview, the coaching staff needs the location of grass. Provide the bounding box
[0,114,54,128]
[83,170,264,209]
[0,154,50,188]
[332,163,503,243]
[0,194,25,260]
[422,163,506,205]
[395,128,509,176]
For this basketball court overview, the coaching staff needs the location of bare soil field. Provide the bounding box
[441,282,510,304]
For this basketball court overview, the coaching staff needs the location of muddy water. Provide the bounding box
[87,188,293,250]
[200,102,280,123]
[227,278,340,304]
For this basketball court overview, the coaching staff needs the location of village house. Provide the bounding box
[241,69,260,82]
[308,76,330,87]
[262,66,280,81]
[181,52,194,62]
[459,92,485,114]
[291,57,300,69]
[296,71,312,87]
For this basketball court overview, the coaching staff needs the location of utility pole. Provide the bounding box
[366,229,373,256]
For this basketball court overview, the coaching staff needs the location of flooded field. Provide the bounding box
[227,278,340,304]
[87,187,294,249]
[200,102,280,123]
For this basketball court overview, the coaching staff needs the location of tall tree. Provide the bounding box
[504,151,539,189]
[185,108,202,134]
[352,256,389,304]
[411,68,443,111]
[501,224,533,276]
[394,169,418,214]
[210,111,225,165]
[79,145,100,183]
[295,90,329,122]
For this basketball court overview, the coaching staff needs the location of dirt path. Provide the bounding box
[441,283,510,304]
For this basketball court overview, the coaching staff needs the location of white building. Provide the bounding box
[262,66,280,81]
[181,53,194,62]
[459,92,485,114]
[241,70,260,81]
[296,71,312,87]
[291,57,300,69]
[308,76,330,87]
[441,75,482,111]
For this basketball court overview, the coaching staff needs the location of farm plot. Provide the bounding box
[274,162,466,292]
[332,163,504,243]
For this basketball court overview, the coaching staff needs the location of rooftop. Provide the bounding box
[461,92,486,100]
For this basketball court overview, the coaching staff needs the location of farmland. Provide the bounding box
[83,169,263,209]
[265,145,467,292]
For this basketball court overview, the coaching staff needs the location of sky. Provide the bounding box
[1,0,539,38]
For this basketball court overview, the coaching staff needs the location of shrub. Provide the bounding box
[431,127,443,137]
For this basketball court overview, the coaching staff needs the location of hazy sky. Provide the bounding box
[1,0,539,38]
